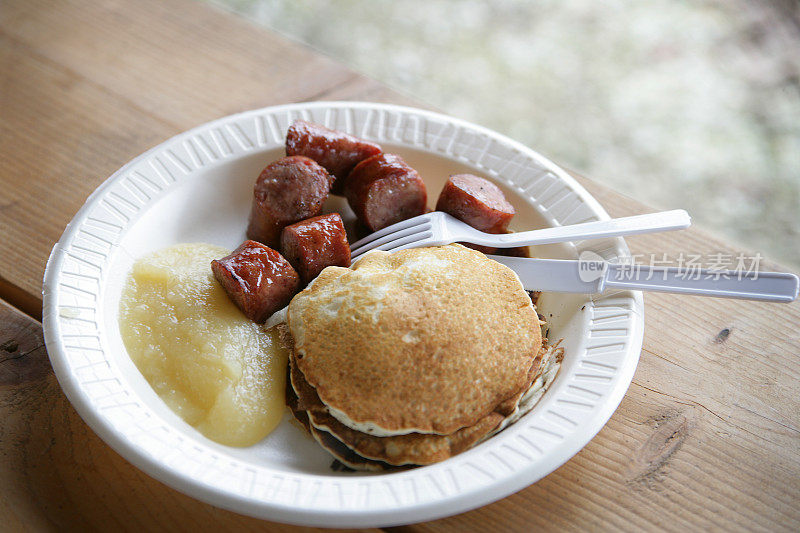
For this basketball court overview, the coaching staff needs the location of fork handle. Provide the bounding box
[474,210,691,247]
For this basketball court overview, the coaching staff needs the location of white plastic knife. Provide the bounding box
[488,256,799,303]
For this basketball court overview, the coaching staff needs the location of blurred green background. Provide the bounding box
[206,0,799,269]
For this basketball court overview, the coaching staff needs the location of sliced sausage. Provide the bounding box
[344,153,427,232]
[435,174,515,233]
[281,213,351,284]
[463,240,529,257]
[286,120,382,195]
[464,243,498,255]
[211,240,300,323]
[527,291,542,307]
[497,244,531,258]
[246,155,333,247]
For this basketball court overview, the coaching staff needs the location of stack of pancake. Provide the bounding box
[281,244,562,470]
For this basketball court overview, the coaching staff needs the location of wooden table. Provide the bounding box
[1,1,798,531]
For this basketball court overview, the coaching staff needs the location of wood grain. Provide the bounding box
[1,0,798,531]
[0,0,402,313]
[0,299,375,533]
[3,237,797,532]
[392,185,800,533]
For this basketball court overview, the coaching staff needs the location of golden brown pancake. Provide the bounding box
[289,352,541,465]
[480,341,563,440]
[285,333,564,470]
[287,244,542,436]
[284,360,392,470]
[308,426,393,472]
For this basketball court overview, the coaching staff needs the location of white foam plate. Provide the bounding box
[42,102,643,527]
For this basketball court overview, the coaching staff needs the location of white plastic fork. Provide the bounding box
[349,209,691,262]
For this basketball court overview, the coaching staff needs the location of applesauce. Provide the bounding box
[119,243,288,447]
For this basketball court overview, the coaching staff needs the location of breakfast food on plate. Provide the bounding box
[287,350,535,468]
[119,243,289,447]
[211,240,300,323]
[282,244,563,470]
[286,119,382,194]
[118,119,563,461]
[291,245,538,435]
[289,341,561,470]
[247,155,333,247]
[281,213,351,285]
[436,174,516,233]
[344,153,428,231]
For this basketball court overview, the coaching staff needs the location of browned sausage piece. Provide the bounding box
[463,243,499,255]
[435,174,515,233]
[211,240,300,323]
[344,153,428,232]
[286,120,382,195]
[497,244,531,258]
[281,213,351,285]
[462,239,530,258]
[246,155,333,247]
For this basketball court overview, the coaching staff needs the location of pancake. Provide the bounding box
[483,341,564,440]
[309,411,502,466]
[289,351,539,465]
[284,332,563,471]
[308,426,393,472]
[286,382,391,471]
[287,244,542,436]
[284,358,392,471]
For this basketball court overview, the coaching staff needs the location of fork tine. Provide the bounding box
[350,222,432,258]
[349,213,432,250]
[383,240,433,255]
[351,229,434,261]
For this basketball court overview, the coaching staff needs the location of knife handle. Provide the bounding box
[603,264,799,303]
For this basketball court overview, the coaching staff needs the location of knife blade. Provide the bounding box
[488,256,604,293]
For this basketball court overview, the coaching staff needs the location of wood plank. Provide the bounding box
[0,0,394,312]
[1,0,798,530]
[1,0,359,127]
[3,226,798,531]
[0,298,376,532]
[0,32,176,319]
[392,185,800,532]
